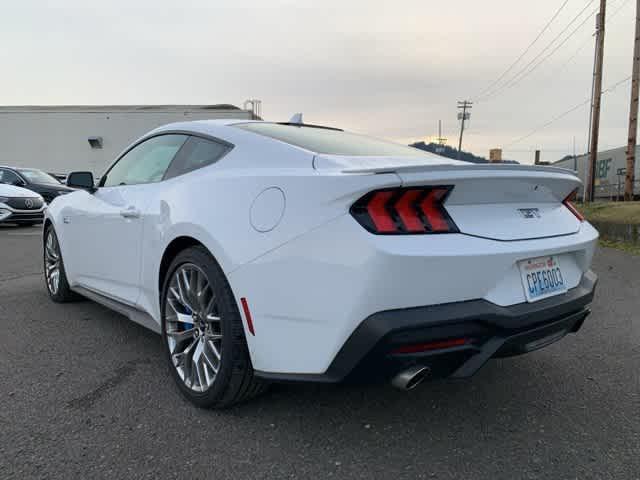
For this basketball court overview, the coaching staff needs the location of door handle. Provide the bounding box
[120,207,141,219]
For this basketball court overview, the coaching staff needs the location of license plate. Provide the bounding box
[519,255,567,302]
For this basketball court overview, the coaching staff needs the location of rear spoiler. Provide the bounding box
[341,163,581,177]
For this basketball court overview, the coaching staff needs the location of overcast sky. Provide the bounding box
[0,0,636,163]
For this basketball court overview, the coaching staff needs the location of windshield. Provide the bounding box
[17,168,61,185]
[235,123,433,157]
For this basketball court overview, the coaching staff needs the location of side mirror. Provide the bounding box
[67,171,95,191]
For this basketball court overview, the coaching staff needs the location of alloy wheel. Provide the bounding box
[45,230,61,295]
[164,263,223,393]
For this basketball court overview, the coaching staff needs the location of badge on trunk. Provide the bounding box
[518,208,540,219]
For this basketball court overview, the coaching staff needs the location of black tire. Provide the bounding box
[161,246,267,408]
[43,226,81,303]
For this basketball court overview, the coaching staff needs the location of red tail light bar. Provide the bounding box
[350,186,459,234]
[563,189,584,222]
[390,337,470,354]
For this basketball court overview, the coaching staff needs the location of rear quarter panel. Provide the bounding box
[136,130,403,323]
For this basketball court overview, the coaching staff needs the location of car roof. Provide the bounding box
[0,166,43,172]
[0,166,44,174]
[148,119,344,139]
[151,118,259,133]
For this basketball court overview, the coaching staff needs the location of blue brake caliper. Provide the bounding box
[182,305,193,331]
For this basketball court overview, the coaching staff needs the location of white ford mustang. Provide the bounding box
[43,119,598,407]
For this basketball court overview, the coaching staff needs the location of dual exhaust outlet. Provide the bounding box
[391,365,431,391]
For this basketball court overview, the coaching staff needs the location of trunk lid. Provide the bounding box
[314,155,582,241]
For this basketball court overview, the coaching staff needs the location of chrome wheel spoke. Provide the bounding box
[44,231,61,295]
[176,270,196,313]
[195,270,206,308]
[173,311,195,325]
[166,328,197,342]
[172,338,198,369]
[165,263,222,393]
[202,345,219,374]
[207,340,221,360]
[192,339,205,386]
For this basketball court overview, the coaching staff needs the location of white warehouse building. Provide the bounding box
[0,104,258,176]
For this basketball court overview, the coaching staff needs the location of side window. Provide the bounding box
[102,134,188,187]
[0,169,22,186]
[164,136,231,179]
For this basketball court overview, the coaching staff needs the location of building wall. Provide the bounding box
[0,107,254,175]
[553,145,640,199]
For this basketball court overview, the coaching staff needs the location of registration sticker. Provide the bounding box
[519,255,567,302]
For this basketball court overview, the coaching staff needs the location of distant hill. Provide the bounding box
[409,142,519,164]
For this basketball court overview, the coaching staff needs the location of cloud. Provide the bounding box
[0,0,635,163]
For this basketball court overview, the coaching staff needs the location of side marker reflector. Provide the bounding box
[240,297,255,336]
[391,338,469,354]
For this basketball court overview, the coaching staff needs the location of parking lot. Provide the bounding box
[0,224,638,479]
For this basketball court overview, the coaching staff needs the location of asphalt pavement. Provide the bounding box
[0,224,638,479]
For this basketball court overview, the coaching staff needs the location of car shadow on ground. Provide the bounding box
[69,292,586,429]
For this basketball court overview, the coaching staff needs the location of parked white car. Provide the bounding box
[43,120,598,407]
[0,183,45,225]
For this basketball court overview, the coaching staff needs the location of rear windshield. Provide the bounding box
[17,168,60,185]
[235,123,432,157]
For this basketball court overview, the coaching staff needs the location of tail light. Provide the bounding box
[350,186,458,234]
[563,189,584,222]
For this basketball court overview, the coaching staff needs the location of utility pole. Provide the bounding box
[625,0,640,201]
[436,120,447,145]
[457,101,472,160]
[586,0,607,203]
[435,120,447,154]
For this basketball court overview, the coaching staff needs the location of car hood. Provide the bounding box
[0,184,44,199]
[31,183,76,192]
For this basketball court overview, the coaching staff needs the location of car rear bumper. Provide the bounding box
[255,270,597,383]
[231,214,598,375]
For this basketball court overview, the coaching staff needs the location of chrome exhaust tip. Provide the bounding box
[391,365,430,391]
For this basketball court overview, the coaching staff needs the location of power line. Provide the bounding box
[497,5,599,95]
[483,0,632,101]
[547,0,630,77]
[551,32,594,76]
[472,0,570,101]
[609,0,635,21]
[500,0,631,96]
[478,0,598,102]
[504,76,632,147]
[514,0,632,89]
[505,100,591,147]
